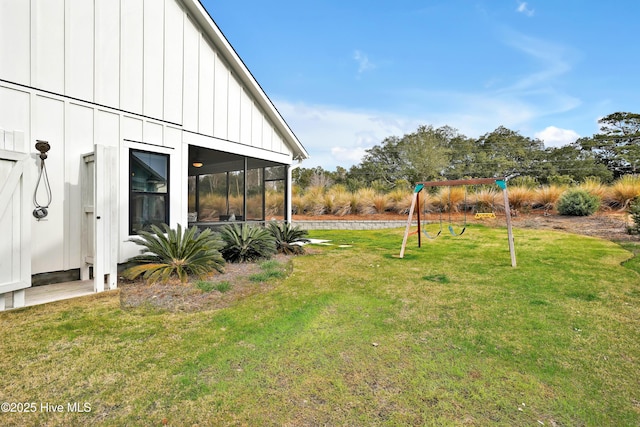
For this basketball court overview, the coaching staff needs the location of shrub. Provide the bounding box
[473,188,500,212]
[510,175,539,188]
[557,190,600,216]
[325,185,352,216]
[437,186,466,212]
[220,223,277,263]
[267,222,309,255]
[355,188,377,214]
[302,186,326,215]
[533,185,565,211]
[609,175,640,210]
[507,186,535,211]
[628,197,640,235]
[124,224,225,284]
[387,188,412,214]
[372,193,391,213]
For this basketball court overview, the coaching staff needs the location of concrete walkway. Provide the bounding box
[3,280,95,310]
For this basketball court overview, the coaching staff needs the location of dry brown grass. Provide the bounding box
[472,188,501,212]
[302,186,327,216]
[325,185,353,216]
[608,175,640,209]
[387,188,413,214]
[533,185,566,211]
[354,188,377,215]
[579,177,610,203]
[507,186,535,210]
[436,186,467,212]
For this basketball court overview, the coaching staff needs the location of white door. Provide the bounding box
[81,145,118,292]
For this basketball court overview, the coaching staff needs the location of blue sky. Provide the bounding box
[203,1,640,170]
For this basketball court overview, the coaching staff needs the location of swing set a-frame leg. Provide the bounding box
[399,190,419,258]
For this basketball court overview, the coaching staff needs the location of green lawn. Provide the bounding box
[1,225,639,426]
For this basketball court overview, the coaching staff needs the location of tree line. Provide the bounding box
[293,112,640,191]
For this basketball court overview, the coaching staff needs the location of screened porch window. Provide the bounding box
[188,147,287,224]
[130,150,169,234]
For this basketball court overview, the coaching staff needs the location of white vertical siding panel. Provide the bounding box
[182,16,199,132]
[95,0,120,107]
[213,54,228,139]
[239,89,252,145]
[120,0,144,113]
[262,119,273,152]
[0,86,30,136]
[143,0,164,119]
[275,133,286,154]
[34,0,65,93]
[0,0,30,84]
[163,0,184,124]
[65,103,94,269]
[198,38,214,136]
[143,121,163,146]
[32,96,65,275]
[122,116,143,142]
[96,110,120,148]
[65,0,94,101]
[227,74,241,142]
[251,103,263,148]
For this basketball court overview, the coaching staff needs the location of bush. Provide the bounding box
[267,222,309,255]
[220,223,277,263]
[557,190,600,216]
[124,224,225,284]
[628,197,640,235]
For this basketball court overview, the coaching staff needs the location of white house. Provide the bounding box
[0,0,308,310]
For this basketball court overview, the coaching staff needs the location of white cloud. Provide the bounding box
[516,1,535,17]
[534,126,580,148]
[353,50,376,75]
[499,31,573,93]
[275,100,420,169]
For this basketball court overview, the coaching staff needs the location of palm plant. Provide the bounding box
[267,222,309,255]
[124,224,225,284]
[220,223,277,263]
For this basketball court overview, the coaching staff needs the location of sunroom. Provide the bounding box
[186,145,288,228]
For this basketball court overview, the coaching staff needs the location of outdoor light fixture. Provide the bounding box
[192,162,203,168]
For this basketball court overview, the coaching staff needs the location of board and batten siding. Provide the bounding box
[0,0,290,156]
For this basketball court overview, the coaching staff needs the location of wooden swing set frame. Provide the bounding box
[399,177,517,267]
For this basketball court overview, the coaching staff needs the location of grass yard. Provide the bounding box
[1,225,639,426]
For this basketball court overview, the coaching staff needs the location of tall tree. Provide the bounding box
[470,126,544,178]
[578,112,640,177]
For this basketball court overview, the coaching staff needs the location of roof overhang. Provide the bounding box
[181,0,309,162]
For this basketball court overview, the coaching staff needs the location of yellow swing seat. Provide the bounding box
[474,212,496,219]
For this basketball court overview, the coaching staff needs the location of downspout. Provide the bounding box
[286,159,303,224]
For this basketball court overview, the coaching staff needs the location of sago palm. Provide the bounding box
[124,224,225,284]
[220,223,277,263]
[267,222,309,255]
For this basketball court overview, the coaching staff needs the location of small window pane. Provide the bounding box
[131,151,168,193]
[266,180,285,220]
[199,173,227,221]
[228,170,244,219]
[131,194,167,233]
[265,165,285,180]
[246,168,264,220]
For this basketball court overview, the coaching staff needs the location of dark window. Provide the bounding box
[130,150,169,234]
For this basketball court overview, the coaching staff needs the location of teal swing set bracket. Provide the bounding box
[399,177,517,267]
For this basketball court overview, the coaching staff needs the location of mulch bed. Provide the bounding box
[119,254,293,313]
